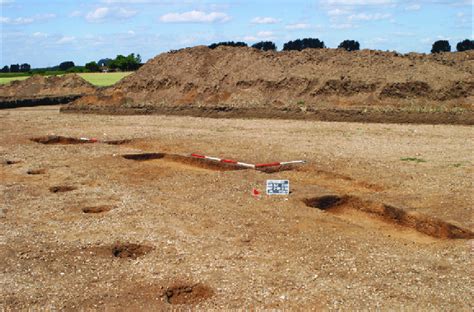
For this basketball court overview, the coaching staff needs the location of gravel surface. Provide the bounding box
[1,106,473,310]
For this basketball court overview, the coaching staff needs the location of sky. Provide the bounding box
[1,0,472,68]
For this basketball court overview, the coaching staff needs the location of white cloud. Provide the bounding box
[32,32,48,38]
[243,31,276,42]
[327,8,350,16]
[285,23,311,30]
[0,14,55,25]
[348,12,391,21]
[56,36,76,44]
[160,11,230,23]
[85,7,137,22]
[0,0,15,4]
[251,16,280,24]
[405,4,420,11]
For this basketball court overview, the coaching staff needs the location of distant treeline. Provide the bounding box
[207,38,474,53]
[1,53,142,75]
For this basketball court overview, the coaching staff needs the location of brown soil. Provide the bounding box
[304,195,474,239]
[49,185,77,193]
[164,283,214,305]
[0,74,96,108]
[27,168,47,175]
[1,106,473,310]
[63,47,474,124]
[82,205,113,214]
[111,243,153,259]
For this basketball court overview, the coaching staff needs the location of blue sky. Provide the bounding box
[1,0,472,67]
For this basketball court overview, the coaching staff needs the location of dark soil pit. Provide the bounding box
[31,135,95,145]
[164,283,213,305]
[112,243,153,259]
[122,153,166,161]
[3,160,22,165]
[256,164,298,173]
[104,139,132,145]
[304,195,474,239]
[49,186,77,193]
[27,168,47,175]
[82,205,114,214]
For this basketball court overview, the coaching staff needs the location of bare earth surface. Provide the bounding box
[1,106,473,310]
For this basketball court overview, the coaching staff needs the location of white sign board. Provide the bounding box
[266,180,290,195]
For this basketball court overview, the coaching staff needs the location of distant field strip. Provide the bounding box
[0,72,132,86]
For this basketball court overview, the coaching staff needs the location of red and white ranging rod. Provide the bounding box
[190,153,306,169]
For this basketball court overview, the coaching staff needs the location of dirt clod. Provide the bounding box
[164,283,213,305]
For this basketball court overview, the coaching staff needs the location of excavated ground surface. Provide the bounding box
[63,47,474,124]
[0,74,96,109]
[1,106,473,310]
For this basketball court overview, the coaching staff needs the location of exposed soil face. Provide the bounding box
[0,74,96,108]
[64,47,474,123]
[304,195,474,239]
[1,106,473,310]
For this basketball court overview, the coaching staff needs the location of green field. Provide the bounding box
[0,72,132,87]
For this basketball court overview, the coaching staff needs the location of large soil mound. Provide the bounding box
[0,74,96,108]
[64,47,474,123]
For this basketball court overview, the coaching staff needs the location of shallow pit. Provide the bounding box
[163,283,214,305]
[304,194,474,239]
[27,168,46,175]
[82,205,113,214]
[49,185,77,193]
[111,243,153,259]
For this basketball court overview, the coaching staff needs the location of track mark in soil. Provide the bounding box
[49,185,77,193]
[27,168,46,175]
[82,205,113,214]
[304,195,474,239]
[163,283,213,305]
[112,243,153,259]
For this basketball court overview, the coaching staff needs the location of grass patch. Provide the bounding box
[400,157,427,163]
[0,72,133,87]
[0,76,30,84]
[78,72,132,86]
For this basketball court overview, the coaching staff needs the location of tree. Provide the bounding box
[10,64,20,72]
[20,63,31,72]
[283,38,326,51]
[338,40,360,51]
[59,61,75,71]
[98,58,112,67]
[109,53,141,71]
[456,39,474,52]
[251,41,277,51]
[208,41,248,49]
[431,40,451,53]
[85,61,100,72]
[1,66,9,73]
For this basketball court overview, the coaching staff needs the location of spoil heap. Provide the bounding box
[0,74,96,108]
[64,46,474,123]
